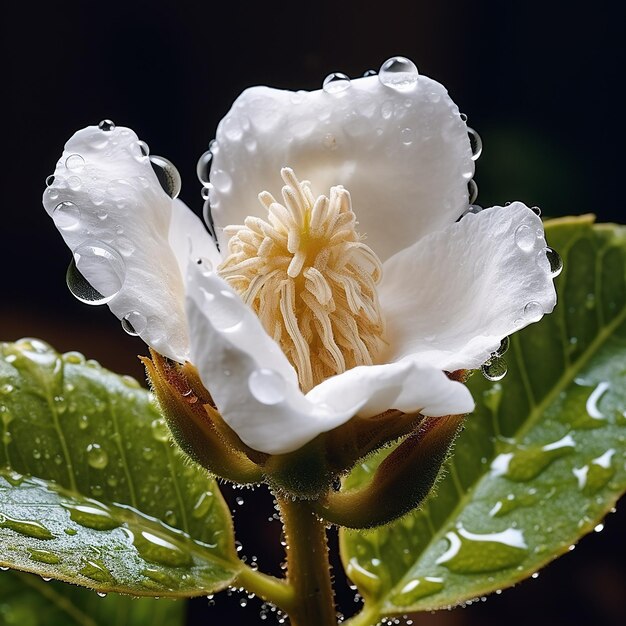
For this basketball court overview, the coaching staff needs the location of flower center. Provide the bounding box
[218,168,386,392]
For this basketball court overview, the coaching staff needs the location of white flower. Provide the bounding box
[43,58,557,455]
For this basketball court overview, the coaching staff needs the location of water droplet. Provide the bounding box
[248,369,286,405]
[211,290,244,331]
[78,414,89,430]
[323,72,351,94]
[67,176,82,190]
[192,491,213,518]
[136,140,150,157]
[63,503,120,530]
[468,128,482,160]
[133,530,193,567]
[151,418,170,443]
[211,169,232,193]
[322,133,337,150]
[81,558,114,583]
[149,155,181,199]
[481,356,507,381]
[494,336,509,357]
[345,558,381,595]
[53,201,81,231]
[523,301,543,322]
[196,150,213,187]
[468,179,478,204]
[0,513,54,540]
[378,56,419,90]
[45,174,55,187]
[99,119,115,132]
[236,496,245,506]
[391,577,445,605]
[515,224,537,251]
[435,527,528,573]
[586,381,610,420]
[28,548,61,565]
[492,435,575,481]
[66,242,126,305]
[164,510,177,526]
[531,206,541,216]
[65,154,85,170]
[545,247,563,276]
[121,311,147,336]
[573,449,615,494]
[400,127,415,146]
[86,443,109,469]
[363,69,377,77]
[222,116,244,141]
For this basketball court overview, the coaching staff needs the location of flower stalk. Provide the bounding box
[277,494,337,626]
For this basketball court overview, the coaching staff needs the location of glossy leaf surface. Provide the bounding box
[341,217,626,616]
[0,340,239,596]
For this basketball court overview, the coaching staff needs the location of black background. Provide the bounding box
[1,1,624,624]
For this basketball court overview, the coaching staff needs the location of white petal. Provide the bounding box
[186,264,474,454]
[42,126,189,361]
[168,198,222,282]
[186,264,354,454]
[209,74,473,261]
[379,203,557,371]
[307,361,474,419]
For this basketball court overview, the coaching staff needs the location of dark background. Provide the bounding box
[1,0,624,624]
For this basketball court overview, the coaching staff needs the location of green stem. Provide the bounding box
[342,601,380,626]
[233,564,294,611]
[277,494,336,626]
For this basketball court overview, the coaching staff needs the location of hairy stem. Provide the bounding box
[277,494,336,626]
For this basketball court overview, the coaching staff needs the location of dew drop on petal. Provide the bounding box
[523,301,544,322]
[531,206,542,216]
[196,150,213,187]
[545,247,563,276]
[98,119,115,132]
[46,175,55,187]
[136,140,150,157]
[363,69,377,77]
[400,127,414,145]
[467,127,483,160]
[481,356,508,381]
[212,291,244,331]
[468,179,478,204]
[494,336,510,357]
[514,224,536,251]
[65,154,85,171]
[379,56,419,90]
[66,243,126,305]
[121,311,147,336]
[149,155,181,199]
[248,369,286,405]
[53,201,81,231]
[211,169,232,193]
[323,72,351,94]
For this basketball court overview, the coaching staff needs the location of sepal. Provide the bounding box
[143,351,264,484]
[313,414,465,528]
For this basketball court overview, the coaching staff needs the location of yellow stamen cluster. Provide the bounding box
[218,168,386,392]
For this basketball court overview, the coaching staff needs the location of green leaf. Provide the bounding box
[0,570,184,626]
[0,340,240,596]
[340,217,626,617]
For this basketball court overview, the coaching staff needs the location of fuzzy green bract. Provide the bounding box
[0,340,240,596]
[340,217,626,618]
